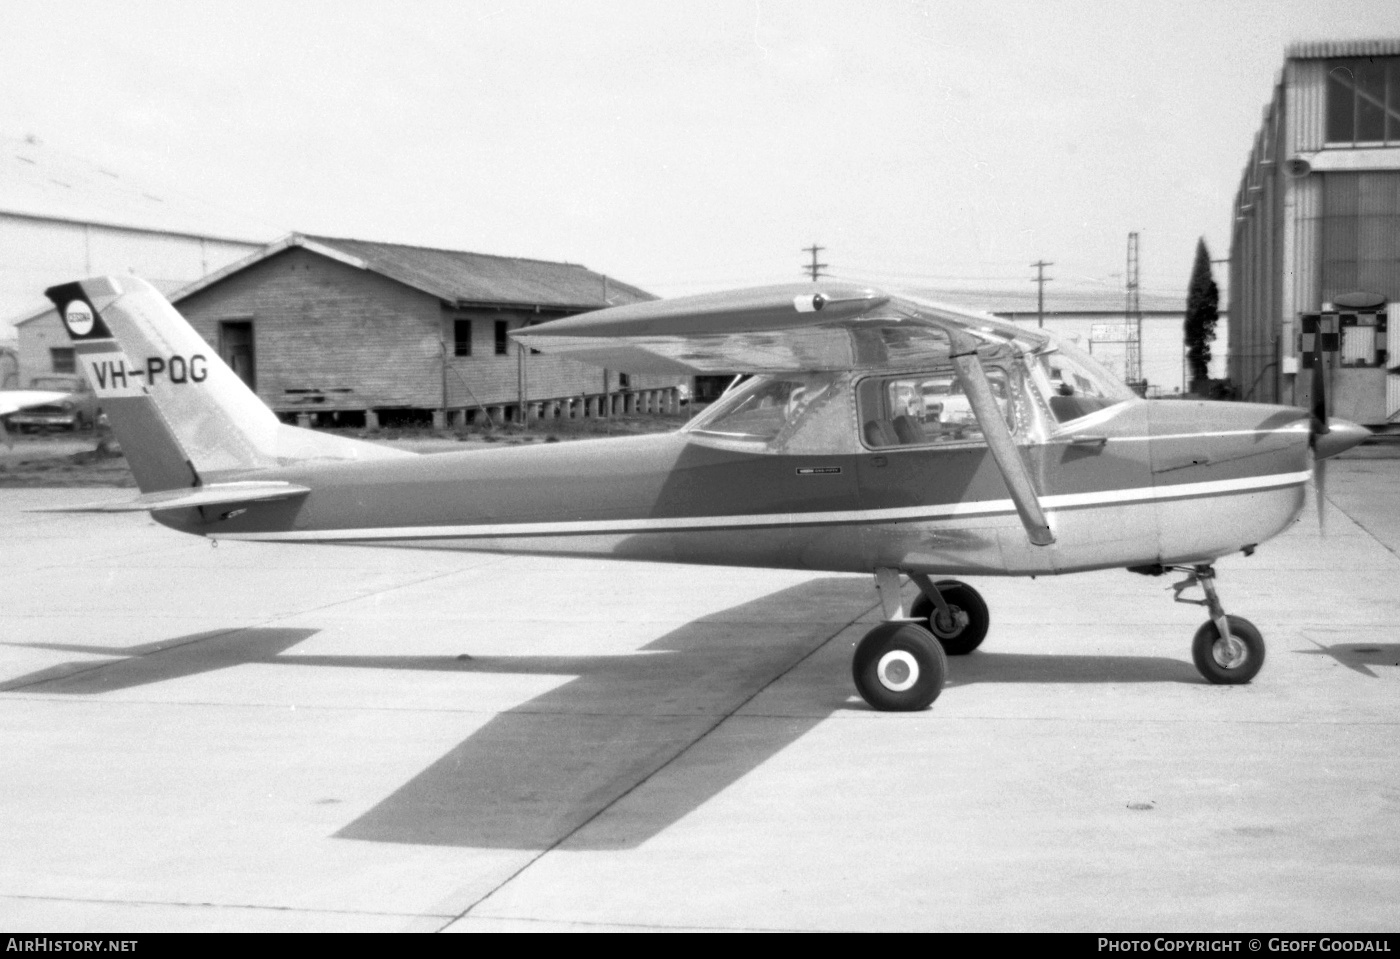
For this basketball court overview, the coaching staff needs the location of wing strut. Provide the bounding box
[949,332,1055,547]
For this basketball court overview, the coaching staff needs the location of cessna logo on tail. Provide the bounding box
[63,301,95,336]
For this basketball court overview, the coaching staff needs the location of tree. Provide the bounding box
[1184,237,1219,388]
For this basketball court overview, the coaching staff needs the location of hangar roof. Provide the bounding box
[898,286,1185,316]
[0,135,276,243]
[1286,38,1400,60]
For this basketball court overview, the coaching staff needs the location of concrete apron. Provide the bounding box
[0,460,1397,932]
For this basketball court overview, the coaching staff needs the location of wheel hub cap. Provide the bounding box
[876,650,919,692]
[1212,636,1247,669]
[931,606,968,638]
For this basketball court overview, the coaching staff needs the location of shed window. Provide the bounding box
[453,319,472,357]
[495,320,509,355]
[50,348,75,374]
[1326,57,1400,146]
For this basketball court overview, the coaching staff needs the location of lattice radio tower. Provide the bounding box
[1125,232,1142,386]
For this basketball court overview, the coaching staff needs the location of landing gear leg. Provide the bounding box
[1171,564,1265,685]
[852,569,947,711]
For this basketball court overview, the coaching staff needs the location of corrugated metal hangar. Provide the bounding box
[1230,38,1400,426]
[1,135,270,358]
[18,233,684,427]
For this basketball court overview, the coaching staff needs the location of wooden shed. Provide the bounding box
[137,233,681,426]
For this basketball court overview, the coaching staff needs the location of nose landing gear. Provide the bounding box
[1171,564,1265,685]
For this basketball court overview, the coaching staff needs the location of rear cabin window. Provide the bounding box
[684,373,852,454]
[689,376,826,443]
[857,369,1012,449]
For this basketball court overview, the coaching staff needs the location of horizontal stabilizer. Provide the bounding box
[35,481,311,513]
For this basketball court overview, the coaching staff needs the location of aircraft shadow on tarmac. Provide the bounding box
[3,581,1205,851]
[1296,640,1400,678]
[0,628,320,692]
[945,652,1201,686]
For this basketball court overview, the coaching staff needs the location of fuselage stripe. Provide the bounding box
[214,469,1311,544]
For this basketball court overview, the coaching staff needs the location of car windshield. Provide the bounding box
[31,377,74,389]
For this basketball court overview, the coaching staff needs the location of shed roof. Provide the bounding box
[169,233,654,311]
[303,235,654,309]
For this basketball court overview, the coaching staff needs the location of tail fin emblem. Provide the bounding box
[63,301,95,336]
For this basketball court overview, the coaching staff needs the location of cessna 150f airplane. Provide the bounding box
[43,275,1369,711]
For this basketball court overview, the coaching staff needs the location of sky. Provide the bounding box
[3,0,1399,307]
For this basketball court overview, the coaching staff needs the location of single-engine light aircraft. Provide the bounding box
[42,276,1369,710]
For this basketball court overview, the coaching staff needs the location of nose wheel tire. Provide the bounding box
[1191,615,1265,685]
[910,580,989,655]
[852,622,947,711]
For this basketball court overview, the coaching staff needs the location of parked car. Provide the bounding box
[3,375,100,431]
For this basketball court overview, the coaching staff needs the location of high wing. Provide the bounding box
[511,281,1050,375]
[516,282,1057,546]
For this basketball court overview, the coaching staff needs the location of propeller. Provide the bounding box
[1310,339,1330,533]
[1305,319,1374,531]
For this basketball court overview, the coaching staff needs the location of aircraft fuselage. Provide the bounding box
[163,397,1310,577]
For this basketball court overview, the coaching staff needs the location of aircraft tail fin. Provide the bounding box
[44,276,410,494]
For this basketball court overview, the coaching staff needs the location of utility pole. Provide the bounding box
[1031,260,1053,328]
[802,244,827,282]
[1125,232,1142,387]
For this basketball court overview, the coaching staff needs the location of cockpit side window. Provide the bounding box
[857,368,1019,449]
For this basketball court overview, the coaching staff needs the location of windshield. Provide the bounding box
[1036,340,1136,424]
[29,376,82,392]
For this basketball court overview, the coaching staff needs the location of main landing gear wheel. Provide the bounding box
[910,580,989,656]
[852,622,947,712]
[1191,615,1265,685]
